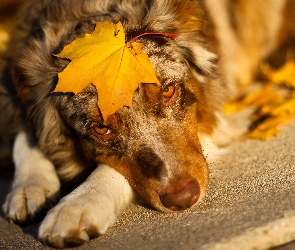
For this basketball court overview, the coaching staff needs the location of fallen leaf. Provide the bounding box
[223,60,295,140]
[222,97,244,115]
[54,21,160,120]
[0,29,9,53]
[270,99,295,116]
[242,85,284,108]
[0,15,16,53]
[247,126,279,140]
[223,85,284,115]
[248,114,293,140]
[261,61,295,88]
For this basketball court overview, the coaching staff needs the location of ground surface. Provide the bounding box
[1,112,295,250]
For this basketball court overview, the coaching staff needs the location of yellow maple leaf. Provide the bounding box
[54,21,160,120]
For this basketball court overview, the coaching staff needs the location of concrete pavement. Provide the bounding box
[1,115,295,250]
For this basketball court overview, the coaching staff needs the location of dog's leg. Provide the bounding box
[3,131,61,224]
[38,163,134,248]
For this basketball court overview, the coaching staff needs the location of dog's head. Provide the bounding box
[59,32,219,211]
[10,0,223,212]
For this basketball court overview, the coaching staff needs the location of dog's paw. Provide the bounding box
[39,194,118,248]
[3,131,61,224]
[3,184,60,224]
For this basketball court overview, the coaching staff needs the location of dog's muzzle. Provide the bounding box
[160,179,200,211]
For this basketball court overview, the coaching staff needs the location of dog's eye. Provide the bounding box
[94,126,112,136]
[162,84,176,103]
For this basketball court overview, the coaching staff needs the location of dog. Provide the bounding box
[1,0,295,248]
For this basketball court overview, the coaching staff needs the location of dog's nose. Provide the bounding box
[160,179,200,211]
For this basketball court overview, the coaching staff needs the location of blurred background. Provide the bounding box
[0,0,25,52]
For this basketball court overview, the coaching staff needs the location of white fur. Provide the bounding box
[3,131,61,223]
[3,131,134,248]
[199,112,240,163]
[38,163,134,248]
[191,44,217,75]
[200,134,228,163]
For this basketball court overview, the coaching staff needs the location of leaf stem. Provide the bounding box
[128,32,178,43]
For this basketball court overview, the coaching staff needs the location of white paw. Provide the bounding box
[3,131,61,224]
[3,184,60,224]
[39,192,117,248]
[39,164,134,248]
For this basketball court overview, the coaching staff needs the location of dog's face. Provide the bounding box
[58,37,211,212]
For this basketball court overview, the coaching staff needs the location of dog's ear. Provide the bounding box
[161,0,217,77]
[187,44,217,76]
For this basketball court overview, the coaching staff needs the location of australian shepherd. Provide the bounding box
[1,0,294,248]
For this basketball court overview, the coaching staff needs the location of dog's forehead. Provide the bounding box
[141,38,189,85]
